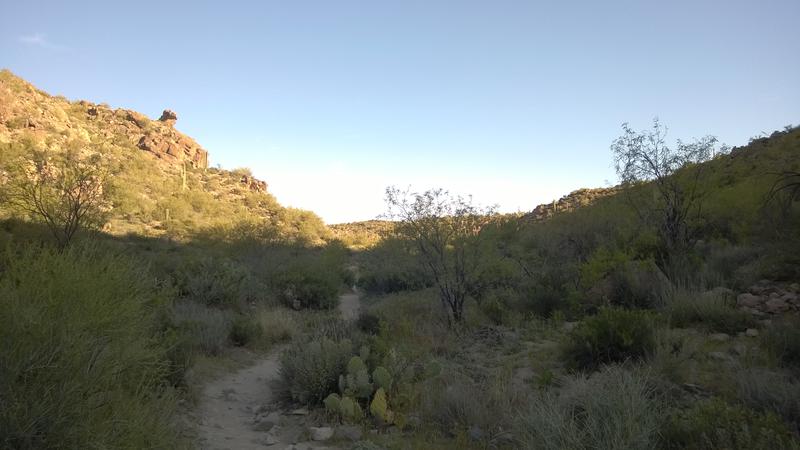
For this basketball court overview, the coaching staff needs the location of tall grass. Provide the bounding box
[514,366,661,450]
[0,243,185,449]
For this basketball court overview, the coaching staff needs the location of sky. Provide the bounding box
[2,1,799,223]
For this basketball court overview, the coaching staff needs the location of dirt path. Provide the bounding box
[194,291,360,449]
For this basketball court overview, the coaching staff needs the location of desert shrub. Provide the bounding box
[279,337,353,405]
[356,310,382,335]
[664,287,755,333]
[274,263,340,310]
[256,308,299,346]
[737,368,800,433]
[561,308,657,371]
[229,315,264,347]
[607,260,667,308]
[663,398,797,449]
[171,301,233,356]
[174,257,248,308]
[420,371,523,445]
[762,318,800,369]
[0,244,184,449]
[359,237,432,294]
[524,284,565,318]
[514,366,661,450]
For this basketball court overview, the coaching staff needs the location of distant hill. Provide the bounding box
[0,70,328,244]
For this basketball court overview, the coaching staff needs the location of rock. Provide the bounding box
[731,343,748,357]
[765,298,790,314]
[241,174,268,193]
[468,426,484,441]
[125,110,149,128]
[308,426,334,441]
[790,283,800,293]
[291,299,302,311]
[709,351,732,362]
[335,425,363,441]
[159,109,178,123]
[737,293,762,308]
[562,321,579,332]
[253,412,280,432]
[288,408,309,416]
[745,328,759,337]
[709,333,730,342]
[259,434,279,446]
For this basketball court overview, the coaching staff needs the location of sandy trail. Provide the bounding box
[194,290,360,450]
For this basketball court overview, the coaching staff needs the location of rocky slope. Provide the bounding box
[0,70,326,242]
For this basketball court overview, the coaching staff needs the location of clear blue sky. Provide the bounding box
[2,0,798,223]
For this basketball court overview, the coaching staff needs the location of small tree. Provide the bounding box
[611,119,718,269]
[2,145,110,248]
[384,186,496,324]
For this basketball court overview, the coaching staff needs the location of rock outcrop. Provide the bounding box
[736,281,800,315]
[239,174,267,193]
[525,187,619,222]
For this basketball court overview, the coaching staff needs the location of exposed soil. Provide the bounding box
[194,291,360,449]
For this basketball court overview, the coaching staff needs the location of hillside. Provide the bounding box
[0,70,328,244]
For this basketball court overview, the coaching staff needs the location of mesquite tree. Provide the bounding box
[384,186,496,324]
[611,119,718,267]
[1,144,110,249]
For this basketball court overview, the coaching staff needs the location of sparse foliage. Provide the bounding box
[2,144,110,248]
[384,186,497,324]
[612,119,718,269]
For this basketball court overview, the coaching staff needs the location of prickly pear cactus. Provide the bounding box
[324,393,341,414]
[347,356,367,375]
[369,388,393,424]
[372,366,392,391]
[340,356,373,399]
[339,395,363,420]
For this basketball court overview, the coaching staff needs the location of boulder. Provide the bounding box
[737,293,762,308]
[709,333,730,343]
[745,328,760,337]
[308,426,334,441]
[334,425,362,441]
[159,109,178,123]
[765,298,790,314]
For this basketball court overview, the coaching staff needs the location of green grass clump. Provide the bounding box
[664,288,755,333]
[514,366,661,450]
[561,308,657,371]
[0,243,185,449]
[762,318,800,369]
[279,336,353,405]
[663,397,798,449]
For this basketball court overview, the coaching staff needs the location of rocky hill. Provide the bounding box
[523,187,620,222]
[0,70,326,243]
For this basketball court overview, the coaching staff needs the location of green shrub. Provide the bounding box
[274,263,340,310]
[171,301,233,356]
[762,318,800,369]
[279,337,353,405]
[663,398,798,449]
[736,368,800,433]
[664,287,755,333]
[174,257,248,308]
[256,308,298,346]
[561,308,657,371]
[515,366,661,450]
[229,315,264,347]
[356,310,382,335]
[0,244,185,449]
